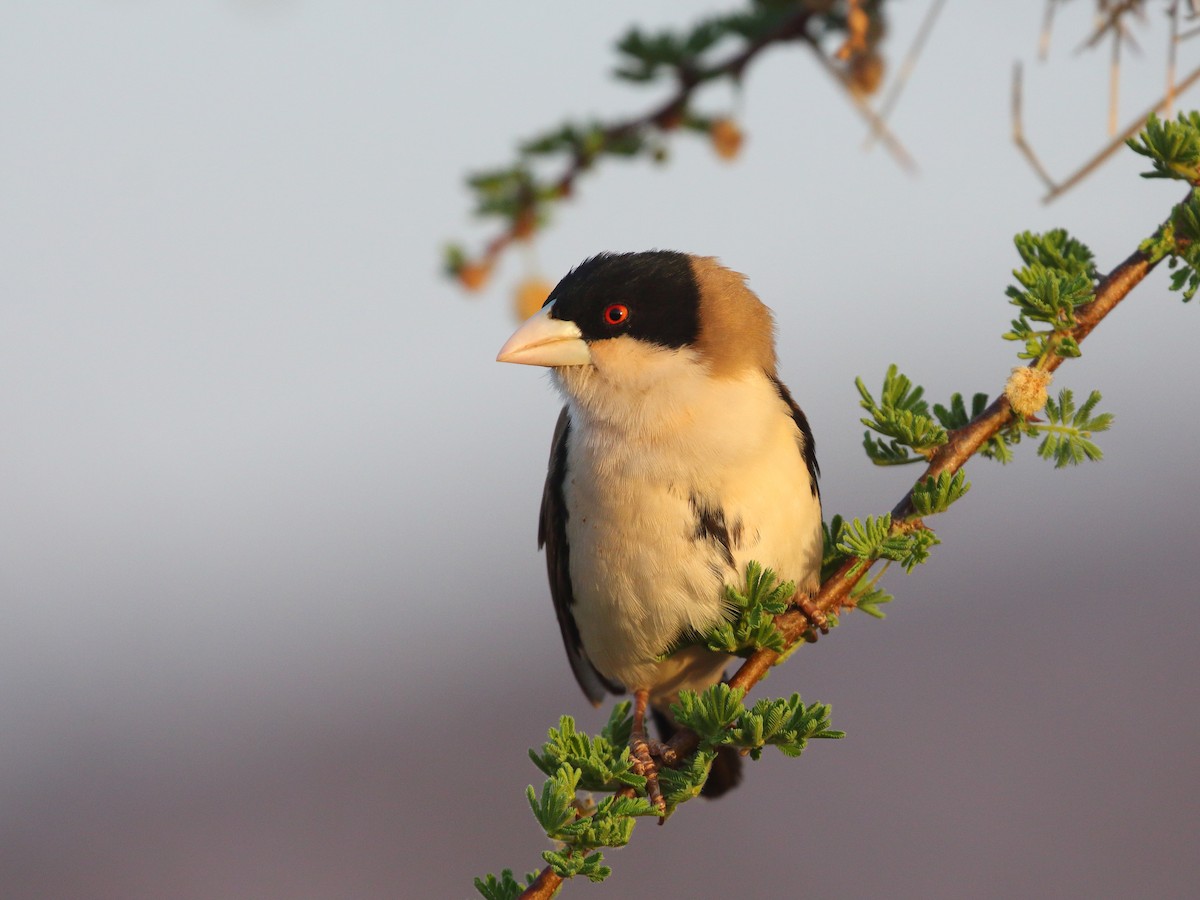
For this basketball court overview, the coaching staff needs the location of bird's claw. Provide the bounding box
[795,591,829,640]
[629,732,668,820]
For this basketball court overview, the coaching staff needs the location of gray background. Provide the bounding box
[1,2,1197,898]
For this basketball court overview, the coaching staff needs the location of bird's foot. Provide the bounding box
[795,591,829,640]
[629,732,668,820]
[629,689,668,821]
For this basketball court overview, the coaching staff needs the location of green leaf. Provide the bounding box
[1033,389,1112,467]
[542,847,605,881]
[856,365,947,459]
[529,712,643,792]
[861,433,923,466]
[1011,229,1098,282]
[473,869,533,900]
[725,694,844,759]
[851,581,894,619]
[820,514,847,581]
[1127,112,1200,182]
[836,515,940,574]
[1003,230,1097,362]
[672,684,747,748]
[896,527,941,573]
[836,515,907,570]
[932,391,989,430]
[527,766,581,837]
[910,471,972,517]
[658,748,717,807]
[702,562,795,656]
[1164,191,1200,301]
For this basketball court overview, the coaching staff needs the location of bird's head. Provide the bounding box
[497,252,778,411]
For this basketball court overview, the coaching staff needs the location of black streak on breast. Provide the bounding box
[689,493,741,569]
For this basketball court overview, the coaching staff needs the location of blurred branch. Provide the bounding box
[447,1,916,292]
[804,34,918,172]
[1012,60,1200,202]
[864,0,948,150]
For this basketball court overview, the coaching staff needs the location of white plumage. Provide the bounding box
[498,250,821,802]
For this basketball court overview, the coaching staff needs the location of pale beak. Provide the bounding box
[496,303,591,367]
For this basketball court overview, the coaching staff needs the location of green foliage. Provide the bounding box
[452,0,883,262]
[657,748,717,807]
[849,572,894,620]
[931,391,1014,463]
[443,243,468,277]
[1163,191,1200,301]
[819,518,904,620]
[672,683,748,748]
[704,562,795,655]
[921,393,1017,465]
[672,684,842,760]
[467,166,537,219]
[1127,112,1200,183]
[1003,230,1096,363]
[614,24,720,83]
[1031,389,1112,467]
[527,766,585,839]
[474,869,538,900]
[727,694,844,760]
[528,704,644,792]
[835,514,941,575]
[523,761,658,885]
[549,794,656,855]
[612,1,838,85]
[910,471,971,517]
[857,365,948,464]
[820,514,847,582]
[491,667,842,892]
[541,848,610,883]
[1127,114,1200,301]
[1012,228,1098,281]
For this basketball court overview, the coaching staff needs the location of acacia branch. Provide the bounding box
[478,8,816,273]
[674,237,1161,757]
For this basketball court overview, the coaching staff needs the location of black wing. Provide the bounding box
[770,375,820,499]
[538,406,623,704]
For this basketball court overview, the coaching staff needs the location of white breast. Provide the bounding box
[558,357,823,703]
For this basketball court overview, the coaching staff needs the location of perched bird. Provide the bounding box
[497,251,822,810]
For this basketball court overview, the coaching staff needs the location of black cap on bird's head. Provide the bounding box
[497,250,777,377]
[544,251,701,350]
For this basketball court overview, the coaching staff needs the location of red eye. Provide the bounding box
[603,304,629,326]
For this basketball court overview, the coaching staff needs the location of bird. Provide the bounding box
[496,250,822,812]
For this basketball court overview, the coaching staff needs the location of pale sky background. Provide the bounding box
[1,2,1198,898]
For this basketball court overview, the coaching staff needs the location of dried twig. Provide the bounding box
[864,0,949,151]
[1169,0,1182,116]
[1076,0,1146,53]
[804,36,919,173]
[1039,0,1059,60]
[1012,63,1058,193]
[1013,58,1200,202]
